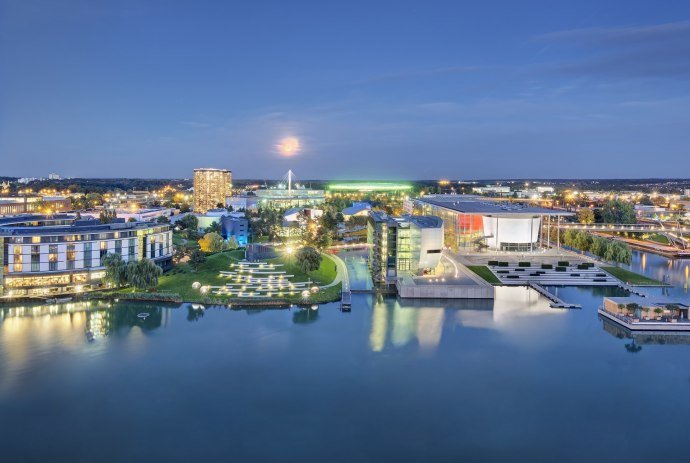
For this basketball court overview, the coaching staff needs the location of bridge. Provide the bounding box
[553,222,689,249]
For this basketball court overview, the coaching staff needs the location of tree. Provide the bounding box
[126,258,162,291]
[99,209,117,224]
[127,217,137,222]
[602,200,636,224]
[156,215,170,224]
[198,232,226,253]
[590,236,606,257]
[227,236,239,250]
[296,246,322,274]
[573,231,591,252]
[178,214,199,231]
[315,231,333,250]
[102,253,128,288]
[189,249,206,271]
[206,220,222,234]
[577,208,595,224]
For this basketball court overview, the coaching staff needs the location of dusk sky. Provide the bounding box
[1,0,689,180]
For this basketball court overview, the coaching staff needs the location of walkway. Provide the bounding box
[322,252,349,292]
[335,249,373,291]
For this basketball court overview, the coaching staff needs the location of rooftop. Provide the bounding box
[416,195,573,216]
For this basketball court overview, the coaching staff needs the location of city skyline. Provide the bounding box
[1,0,690,179]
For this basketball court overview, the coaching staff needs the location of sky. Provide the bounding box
[1,0,689,180]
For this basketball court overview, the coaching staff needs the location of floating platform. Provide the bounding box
[598,309,690,332]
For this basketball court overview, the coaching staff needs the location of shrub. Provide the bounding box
[558,261,569,267]
[555,266,566,272]
[498,261,509,267]
[541,264,553,269]
[518,262,531,267]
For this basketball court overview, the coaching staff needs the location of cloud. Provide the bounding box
[536,20,690,45]
[536,20,690,80]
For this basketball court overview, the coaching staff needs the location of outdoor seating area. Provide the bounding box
[602,296,690,320]
[486,260,618,286]
[205,261,316,298]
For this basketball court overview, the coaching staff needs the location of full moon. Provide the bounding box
[277,137,300,156]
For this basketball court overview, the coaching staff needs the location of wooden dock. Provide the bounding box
[529,283,581,309]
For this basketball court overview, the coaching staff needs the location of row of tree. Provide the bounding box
[102,254,163,290]
[561,229,632,265]
[576,200,637,225]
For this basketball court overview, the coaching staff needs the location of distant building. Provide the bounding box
[221,215,249,246]
[226,195,258,212]
[48,173,61,180]
[472,185,511,196]
[283,207,322,223]
[0,196,71,216]
[367,211,444,285]
[193,210,248,246]
[0,214,173,298]
[114,207,173,222]
[342,202,371,220]
[684,189,690,197]
[193,168,232,214]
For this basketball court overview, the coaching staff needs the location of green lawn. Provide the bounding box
[156,250,246,301]
[155,249,341,303]
[601,266,666,286]
[645,233,671,245]
[267,252,338,285]
[466,265,501,285]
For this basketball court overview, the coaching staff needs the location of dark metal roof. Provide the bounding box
[416,195,573,216]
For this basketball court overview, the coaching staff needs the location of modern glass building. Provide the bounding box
[0,215,173,298]
[412,195,573,252]
[367,211,443,285]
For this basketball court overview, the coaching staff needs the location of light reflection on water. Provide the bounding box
[2,253,690,462]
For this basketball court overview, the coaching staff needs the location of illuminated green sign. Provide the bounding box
[327,183,412,192]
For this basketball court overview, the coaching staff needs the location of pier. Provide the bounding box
[529,283,581,309]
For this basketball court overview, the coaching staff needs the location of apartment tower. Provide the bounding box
[193,168,232,213]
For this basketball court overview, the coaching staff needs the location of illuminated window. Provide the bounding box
[49,245,58,271]
[13,246,22,272]
[66,244,76,270]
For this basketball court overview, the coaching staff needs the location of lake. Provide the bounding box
[2,251,690,462]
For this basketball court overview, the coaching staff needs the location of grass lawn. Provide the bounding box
[267,252,338,285]
[466,265,501,285]
[155,250,246,301]
[601,266,666,286]
[645,233,671,245]
[155,249,341,303]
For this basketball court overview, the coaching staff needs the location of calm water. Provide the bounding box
[2,253,690,462]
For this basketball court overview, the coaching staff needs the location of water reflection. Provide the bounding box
[625,250,690,300]
[368,287,562,353]
[600,316,690,347]
[293,307,319,324]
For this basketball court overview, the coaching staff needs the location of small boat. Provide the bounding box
[137,312,150,320]
[86,331,95,342]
